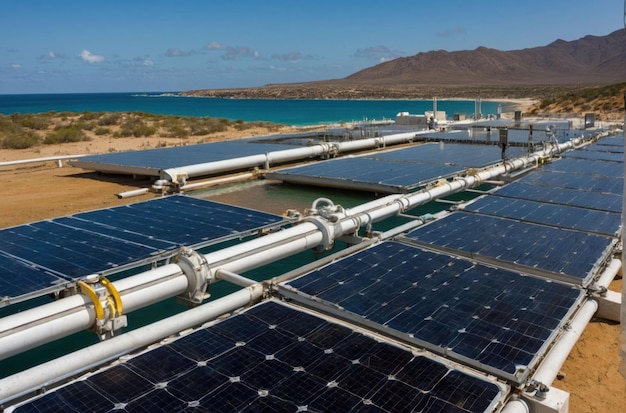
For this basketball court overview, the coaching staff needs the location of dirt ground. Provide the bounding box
[0,133,624,412]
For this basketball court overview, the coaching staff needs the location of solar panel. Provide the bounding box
[364,143,502,168]
[70,141,294,176]
[562,150,624,162]
[463,196,621,236]
[402,212,614,285]
[13,300,506,412]
[268,157,463,193]
[0,195,285,306]
[518,170,623,195]
[493,181,623,213]
[282,242,583,383]
[594,135,624,149]
[543,158,623,177]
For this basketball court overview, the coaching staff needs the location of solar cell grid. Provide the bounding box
[563,150,624,162]
[14,300,504,412]
[544,158,623,177]
[364,143,502,168]
[284,241,583,383]
[464,196,621,236]
[493,181,622,213]
[0,195,285,305]
[403,212,613,284]
[519,170,623,195]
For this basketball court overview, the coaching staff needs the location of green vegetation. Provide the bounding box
[528,82,626,119]
[0,111,285,151]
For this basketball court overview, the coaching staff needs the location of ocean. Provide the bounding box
[0,92,507,126]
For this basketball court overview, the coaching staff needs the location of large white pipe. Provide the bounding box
[499,398,530,413]
[160,132,420,182]
[593,258,622,290]
[0,284,264,406]
[0,265,185,361]
[532,298,599,386]
[0,154,89,167]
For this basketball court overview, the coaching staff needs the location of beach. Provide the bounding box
[0,127,623,412]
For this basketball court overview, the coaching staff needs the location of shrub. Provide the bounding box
[43,125,88,144]
[1,129,40,149]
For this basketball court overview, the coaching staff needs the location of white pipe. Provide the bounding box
[594,258,621,290]
[0,154,89,167]
[0,284,264,406]
[532,298,599,386]
[180,172,256,191]
[160,132,419,182]
[115,188,149,199]
[0,265,184,361]
[216,269,257,287]
[500,398,530,413]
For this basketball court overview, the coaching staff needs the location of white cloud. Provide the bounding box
[204,41,226,50]
[143,59,154,67]
[11,64,22,69]
[165,48,192,57]
[80,49,104,63]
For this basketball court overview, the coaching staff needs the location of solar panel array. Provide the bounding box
[0,195,285,305]
[283,241,583,383]
[405,136,622,286]
[14,300,506,413]
[70,141,293,176]
[403,211,614,284]
[268,143,503,193]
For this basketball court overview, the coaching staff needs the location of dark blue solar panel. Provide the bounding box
[0,195,284,304]
[544,158,623,177]
[286,241,582,383]
[403,212,613,284]
[0,253,67,303]
[365,143,502,168]
[464,196,621,236]
[494,181,623,213]
[519,170,623,195]
[272,157,462,191]
[594,135,624,149]
[74,141,293,171]
[563,150,624,162]
[14,300,503,412]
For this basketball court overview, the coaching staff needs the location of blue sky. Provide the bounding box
[1,0,623,94]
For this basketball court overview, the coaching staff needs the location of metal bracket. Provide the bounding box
[78,276,127,340]
[175,247,211,307]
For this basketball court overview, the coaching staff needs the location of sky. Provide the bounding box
[0,0,623,94]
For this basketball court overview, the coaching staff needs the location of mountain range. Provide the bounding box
[343,28,626,86]
[184,28,626,99]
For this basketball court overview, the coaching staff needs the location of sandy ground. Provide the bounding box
[0,130,624,412]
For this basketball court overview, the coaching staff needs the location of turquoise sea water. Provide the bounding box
[0,92,506,126]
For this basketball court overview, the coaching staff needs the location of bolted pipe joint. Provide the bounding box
[175,247,211,307]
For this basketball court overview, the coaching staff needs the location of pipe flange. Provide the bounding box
[175,247,211,307]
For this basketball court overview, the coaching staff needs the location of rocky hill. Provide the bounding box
[184,29,626,100]
[344,28,626,86]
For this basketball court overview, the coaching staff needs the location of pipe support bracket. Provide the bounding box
[175,247,211,307]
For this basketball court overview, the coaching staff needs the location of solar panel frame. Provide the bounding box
[543,158,623,177]
[69,141,296,176]
[0,195,287,306]
[517,170,623,195]
[492,181,623,213]
[268,157,464,193]
[461,195,621,237]
[11,299,508,412]
[400,211,615,286]
[280,242,585,384]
